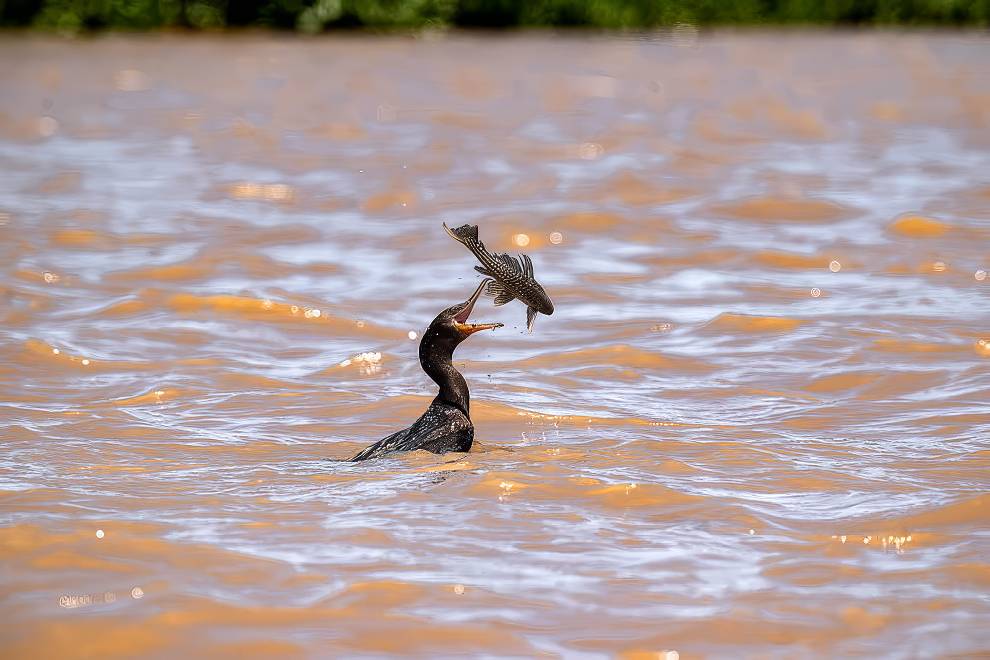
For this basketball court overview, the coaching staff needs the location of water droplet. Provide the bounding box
[748,529,755,535]
[828,260,841,272]
[52,348,60,355]
[95,529,104,539]
[43,271,59,283]
[811,287,822,298]
[933,261,946,272]
[304,308,321,319]
[453,584,465,595]
[81,359,90,366]
[356,320,365,328]
[408,330,418,340]
[549,231,563,245]
[513,233,530,247]
[290,305,299,315]
[130,587,144,599]
[976,270,987,281]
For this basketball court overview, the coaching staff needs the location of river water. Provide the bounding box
[1,31,988,658]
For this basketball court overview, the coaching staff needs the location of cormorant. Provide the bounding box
[350,279,501,461]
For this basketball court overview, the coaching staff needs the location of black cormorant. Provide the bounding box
[350,279,501,461]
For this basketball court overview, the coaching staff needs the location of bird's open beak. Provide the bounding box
[453,278,503,336]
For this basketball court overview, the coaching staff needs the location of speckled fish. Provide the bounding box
[443,222,554,332]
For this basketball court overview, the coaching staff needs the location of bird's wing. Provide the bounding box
[351,403,472,461]
[406,404,473,455]
[350,427,411,461]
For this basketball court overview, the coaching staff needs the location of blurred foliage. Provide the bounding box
[1,0,988,30]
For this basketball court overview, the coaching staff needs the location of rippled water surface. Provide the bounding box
[2,32,989,658]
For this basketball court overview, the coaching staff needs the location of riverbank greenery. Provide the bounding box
[3,0,988,31]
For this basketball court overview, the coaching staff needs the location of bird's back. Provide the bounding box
[350,400,473,461]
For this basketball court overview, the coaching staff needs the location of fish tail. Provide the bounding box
[442,221,478,245]
[443,222,496,267]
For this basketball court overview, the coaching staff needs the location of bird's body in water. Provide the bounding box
[443,223,554,332]
[350,280,502,461]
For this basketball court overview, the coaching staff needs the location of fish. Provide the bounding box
[443,222,554,333]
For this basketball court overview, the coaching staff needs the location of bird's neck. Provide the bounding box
[419,330,470,415]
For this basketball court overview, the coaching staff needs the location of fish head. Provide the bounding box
[530,282,554,316]
[437,278,503,340]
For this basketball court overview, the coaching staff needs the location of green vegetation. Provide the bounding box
[2,0,988,31]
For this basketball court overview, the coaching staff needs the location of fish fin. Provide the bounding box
[474,265,493,276]
[526,306,537,333]
[442,222,478,244]
[497,253,523,274]
[486,280,516,306]
[521,253,534,278]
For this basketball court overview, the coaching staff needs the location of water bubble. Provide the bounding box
[43,271,59,283]
[408,330,418,340]
[356,320,365,328]
[933,261,946,272]
[811,287,822,298]
[95,529,104,539]
[976,270,987,281]
[453,584,465,595]
[304,308,321,319]
[840,535,847,544]
[81,359,90,366]
[52,348,60,355]
[651,323,673,332]
[513,233,530,247]
[131,587,144,599]
[828,260,841,272]
[38,116,58,137]
[549,231,563,245]
[749,529,755,535]
[261,299,273,310]
[290,305,299,315]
